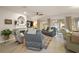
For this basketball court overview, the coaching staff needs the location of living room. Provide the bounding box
[0,6,79,53]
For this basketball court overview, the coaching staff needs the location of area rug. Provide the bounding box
[43,35,52,49]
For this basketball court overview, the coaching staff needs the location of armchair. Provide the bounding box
[66,32,79,52]
[24,30,44,51]
[61,29,79,52]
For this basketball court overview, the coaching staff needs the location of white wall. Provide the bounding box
[0,7,27,40]
[0,8,27,31]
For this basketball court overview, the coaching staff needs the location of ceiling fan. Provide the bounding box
[34,12,44,16]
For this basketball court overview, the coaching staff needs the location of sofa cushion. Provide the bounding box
[48,28,53,32]
[71,32,79,44]
[27,28,36,34]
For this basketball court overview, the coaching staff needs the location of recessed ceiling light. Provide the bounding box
[24,12,27,14]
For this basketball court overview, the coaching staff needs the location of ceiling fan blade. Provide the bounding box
[39,14,44,15]
[33,12,44,16]
[36,12,39,15]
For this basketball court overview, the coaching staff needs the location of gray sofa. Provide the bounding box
[42,27,57,37]
[24,30,44,50]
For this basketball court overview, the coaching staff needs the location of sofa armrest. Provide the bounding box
[65,33,72,42]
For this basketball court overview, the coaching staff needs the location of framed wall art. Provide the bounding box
[5,19,12,24]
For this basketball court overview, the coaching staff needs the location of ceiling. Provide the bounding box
[1,6,79,17]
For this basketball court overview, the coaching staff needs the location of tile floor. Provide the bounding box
[0,33,71,53]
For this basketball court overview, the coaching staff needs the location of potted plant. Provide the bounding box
[1,29,12,40]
